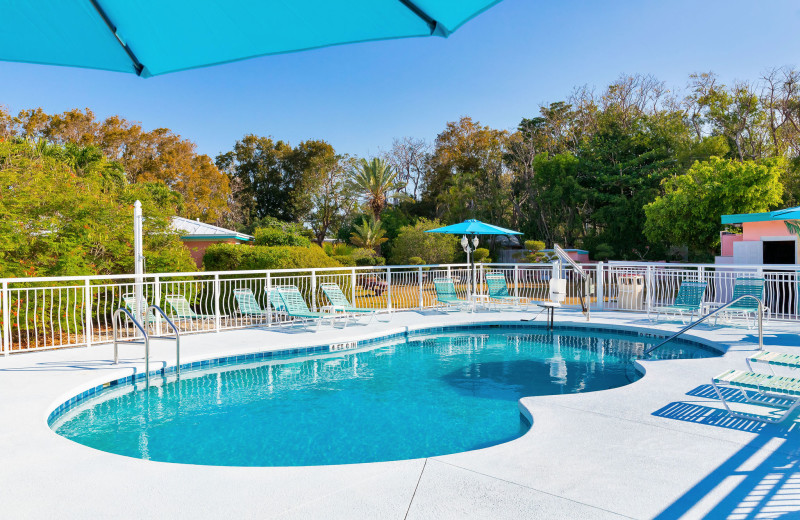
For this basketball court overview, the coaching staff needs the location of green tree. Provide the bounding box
[389,218,457,265]
[349,157,403,219]
[644,157,784,256]
[349,216,388,252]
[0,138,194,277]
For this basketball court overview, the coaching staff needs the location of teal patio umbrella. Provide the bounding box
[426,219,522,302]
[0,1,502,77]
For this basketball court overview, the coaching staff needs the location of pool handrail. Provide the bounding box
[644,294,763,357]
[113,305,181,387]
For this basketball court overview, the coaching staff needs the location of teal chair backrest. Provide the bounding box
[122,292,157,321]
[164,295,197,318]
[433,278,458,300]
[268,289,286,312]
[730,278,764,310]
[275,286,313,313]
[673,281,707,308]
[233,288,264,314]
[320,283,352,308]
[486,275,510,298]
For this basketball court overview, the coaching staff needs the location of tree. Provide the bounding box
[644,157,784,256]
[0,138,194,277]
[425,117,511,225]
[349,157,403,220]
[349,216,388,253]
[389,218,457,265]
[385,137,430,200]
[307,153,357,245]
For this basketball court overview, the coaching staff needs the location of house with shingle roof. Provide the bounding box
[171,217,253,267]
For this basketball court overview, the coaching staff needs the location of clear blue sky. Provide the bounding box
[1,0,799,159]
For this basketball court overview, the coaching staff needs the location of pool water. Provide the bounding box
[52,327,716,466]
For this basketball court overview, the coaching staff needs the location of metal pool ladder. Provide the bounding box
[643,295,764,357]
[113,305,181,387]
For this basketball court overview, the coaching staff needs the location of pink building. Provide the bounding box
[717,207,800,265]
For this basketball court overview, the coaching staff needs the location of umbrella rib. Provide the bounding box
[89,0,145,76]
[397,0,441,35]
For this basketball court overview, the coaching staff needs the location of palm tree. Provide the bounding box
[350,216,388,252]
[349,157,403,220]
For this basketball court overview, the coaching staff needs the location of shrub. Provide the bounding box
[254,226,311,247]
[350,248,386,266]
[473,248,491,263]
[390,218,457,265]
[332,255,356,266]
[203,243,342,270]
[408,256,424,265]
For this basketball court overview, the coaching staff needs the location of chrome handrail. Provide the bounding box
[147,305,181,377]
[643,295,764,357]
[112,307,150,387]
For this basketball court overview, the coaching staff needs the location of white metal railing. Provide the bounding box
[2,261,800,355]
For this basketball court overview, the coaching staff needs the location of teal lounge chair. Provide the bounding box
[747,350,800,374]
[232,288,270,319]
[319,282,388,324]
[712,369,800,423]
[714,278,768,329]
[275,285,342,330]
[485,274,529,309]
[122,292,162,324]
[164,294,218,321]
[433,278,471,311]
[650,281,706,323]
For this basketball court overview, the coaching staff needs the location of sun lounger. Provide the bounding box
[275,285,343,330]
[651,281,707,323]
[485,274,529,309]
[121,292,162,324]
[232,287,272,320]
[711,368,800,423]
[320,282,388,324]
[433,278,471,311]
[747,350,800,374]
[164,294,218,320]
[714,277,768,328]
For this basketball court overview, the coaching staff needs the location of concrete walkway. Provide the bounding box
[2,309,799,519]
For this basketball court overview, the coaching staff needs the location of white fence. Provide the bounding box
[2,261,799,354]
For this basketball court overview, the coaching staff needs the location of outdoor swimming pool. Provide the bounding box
[51,326,718,466]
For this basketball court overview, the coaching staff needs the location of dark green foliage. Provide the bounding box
[202,243,342,271]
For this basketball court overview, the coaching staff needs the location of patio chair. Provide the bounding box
[650,281,707,324]
[121,292,162,324]
[485,274,529,309]
[747,350,800,375]
[433,278,471,311]
[319,282,389,324]
[164,294,219,321]
[275,285,343,330]
[714,278,768,329]
[232,288,271,319]
[712,369,800,423]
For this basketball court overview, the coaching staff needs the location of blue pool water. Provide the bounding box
[52,327,717,466]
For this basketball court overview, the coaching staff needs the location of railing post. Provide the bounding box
[646,265,653,314]
[514,264,519,299]
[2,281,9,356]
[265,273,272,327]
[84,279,93,348]
[386,267,392,312]
[351,268,357,306]
[418,267,424,309]
[214,274,221,332]
[153,275,162,336]
[596,262,604,310]
[310,270,317,311]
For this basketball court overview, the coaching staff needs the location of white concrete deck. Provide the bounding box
[2,309,800,519]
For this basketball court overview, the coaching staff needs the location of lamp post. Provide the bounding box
[461,234,480,304]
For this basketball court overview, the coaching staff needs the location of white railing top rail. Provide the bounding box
[607,261,800,270]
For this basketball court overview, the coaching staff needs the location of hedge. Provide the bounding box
[203,243,343,271]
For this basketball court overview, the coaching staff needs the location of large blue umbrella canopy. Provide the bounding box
[425,219,522,236]
[1,1,502,77]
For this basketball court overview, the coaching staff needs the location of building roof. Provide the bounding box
[171,217,253,241]
[721,206,800,225]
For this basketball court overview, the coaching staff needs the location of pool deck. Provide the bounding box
[2,308,800,519]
